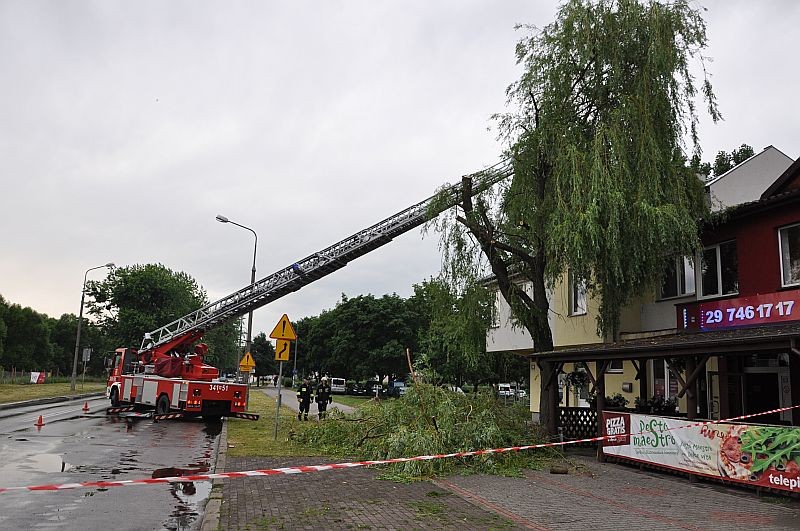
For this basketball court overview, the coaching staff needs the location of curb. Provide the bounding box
[0,392,105,411]
[200,418,228,531]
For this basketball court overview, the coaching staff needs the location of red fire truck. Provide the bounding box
[106,330,257,421]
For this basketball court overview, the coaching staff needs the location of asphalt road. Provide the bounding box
[0,397,220,530]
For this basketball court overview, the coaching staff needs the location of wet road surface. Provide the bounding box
[0,401,220,530]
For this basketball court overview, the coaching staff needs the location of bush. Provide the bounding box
[294,384,553,479]
[634,395,678,415]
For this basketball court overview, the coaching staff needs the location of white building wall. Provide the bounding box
[706,146,792,212]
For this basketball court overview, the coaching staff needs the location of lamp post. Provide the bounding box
[72,262,114,392]
[215,215,257,377]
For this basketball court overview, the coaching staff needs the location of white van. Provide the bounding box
[330,377,346,394]
[497,383,513,398]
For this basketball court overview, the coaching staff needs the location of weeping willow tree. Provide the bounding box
[429,0,720,430]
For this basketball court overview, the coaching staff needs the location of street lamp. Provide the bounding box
[71,262,114,392]
[216,214,258,375]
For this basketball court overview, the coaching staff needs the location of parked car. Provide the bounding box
[497,383,514,398]
[516,389,527,399]
[387,381,407,398]
[442,384,465,394]
[346,382,368,396]
[330,377,347,394]
[365,380,385,397]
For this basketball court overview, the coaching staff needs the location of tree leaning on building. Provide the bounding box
[429,0,721,431]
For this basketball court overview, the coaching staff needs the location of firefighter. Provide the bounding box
[316,376,333,420]
[296,377,313,421]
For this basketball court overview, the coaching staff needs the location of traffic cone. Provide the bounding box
[82,401,90,412]
[34,415,45,427]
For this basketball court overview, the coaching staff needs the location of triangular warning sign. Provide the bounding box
[239,351,256,371]
[269,314,297,340]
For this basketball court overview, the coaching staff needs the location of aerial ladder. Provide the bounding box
[106,160,512,419]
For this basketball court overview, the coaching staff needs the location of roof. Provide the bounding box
[526,321,800,362]
[762,154,800,199]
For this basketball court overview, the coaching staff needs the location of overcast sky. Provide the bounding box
[1,1,798,346]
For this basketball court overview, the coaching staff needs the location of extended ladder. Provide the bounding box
[143,160,513,350]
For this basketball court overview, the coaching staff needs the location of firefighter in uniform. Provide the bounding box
[316,376,333,420]
[296,377,313,421]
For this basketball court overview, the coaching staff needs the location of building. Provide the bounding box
[487,147,799,432]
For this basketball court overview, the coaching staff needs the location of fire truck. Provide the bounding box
[106,334,255,421]
[105,160,512,421]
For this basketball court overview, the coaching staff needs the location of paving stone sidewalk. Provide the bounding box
[218,450,800,530]
[218,456,515,530]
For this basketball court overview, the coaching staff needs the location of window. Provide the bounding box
[780,223,800,287]
[490,292,500,328]
[660,257,695,299]
[699,240,738,297]
[569,271,587,316]
[607,360,624,374]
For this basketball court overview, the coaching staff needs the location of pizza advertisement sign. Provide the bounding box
[602,412,800,493]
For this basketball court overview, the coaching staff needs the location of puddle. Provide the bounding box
[26,453,72,473]
[152,465,212,531]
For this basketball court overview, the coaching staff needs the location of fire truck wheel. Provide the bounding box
[156,394,171,415]
[110,387,120,407]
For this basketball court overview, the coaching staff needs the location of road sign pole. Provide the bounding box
[274,360,284,440]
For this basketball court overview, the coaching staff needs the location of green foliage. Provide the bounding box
[295,293,419,382]
[295,384,552,478]
[411,279,493,385]
[695,143,756,178]
[203,319,242,374]
[251,331,277,377]
[85,263,207,347]
[0,297,54,371]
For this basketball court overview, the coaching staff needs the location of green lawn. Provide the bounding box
[0,382,107,404]
[332,394,373,408]
[225,390,326,458]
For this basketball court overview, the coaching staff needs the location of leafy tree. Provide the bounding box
[732,144,755,165]
[203,319,242,374]
[0,302,53,371]
[86,263,207,347]
[411,279,492,387]
[85,263,238,369]
[251,331,277,379]
[712,150,733,177]
[429,0,718,429]
[694,143,755,177]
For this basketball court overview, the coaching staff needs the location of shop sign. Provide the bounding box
[680,289,800,331]
[602,412,800,493]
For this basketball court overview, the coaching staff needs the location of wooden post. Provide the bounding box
[596,360,607,462]
[686,357,697,420]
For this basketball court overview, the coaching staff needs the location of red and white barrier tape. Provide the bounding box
[2,403,798,495]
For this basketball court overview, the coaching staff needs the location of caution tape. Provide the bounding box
[2,404,798,495]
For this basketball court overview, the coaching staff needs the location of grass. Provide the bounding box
[225,390,327,458]
[0,381,107,404]
[332,395,373,408]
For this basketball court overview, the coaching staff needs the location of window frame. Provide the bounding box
[697,240,739,299]
[569,271,587,316]
[607,359,624,374]
[779,222,800,288]
[660,256,696,300]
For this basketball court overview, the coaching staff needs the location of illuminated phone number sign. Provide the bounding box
[699,290,800,330]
